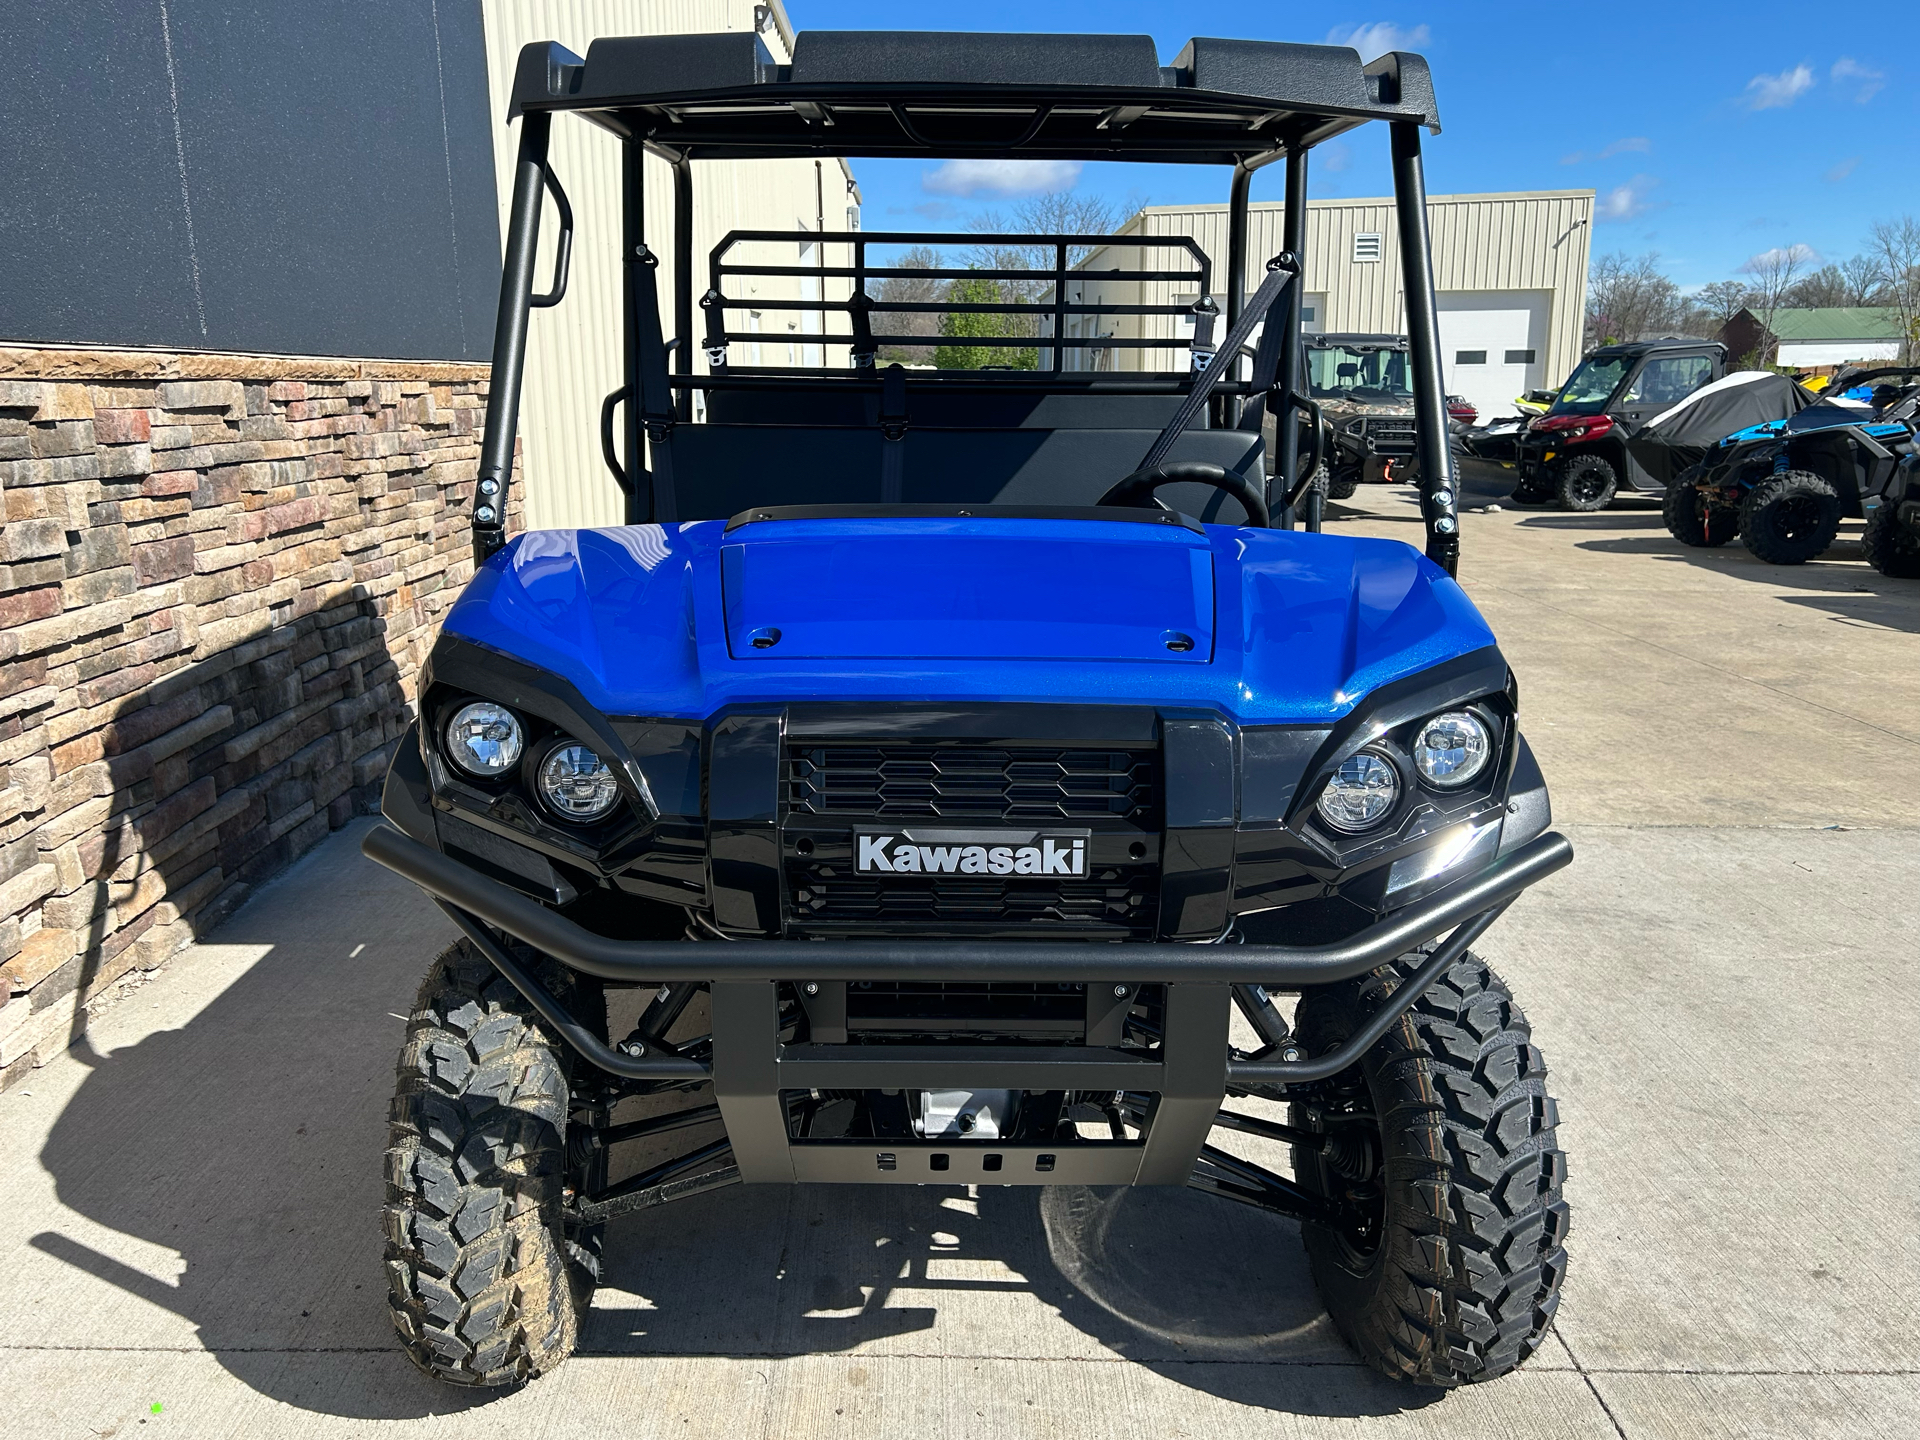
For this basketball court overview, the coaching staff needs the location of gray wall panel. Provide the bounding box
[0,0,500,361]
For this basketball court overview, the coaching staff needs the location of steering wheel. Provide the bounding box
[1096,460,1271,529]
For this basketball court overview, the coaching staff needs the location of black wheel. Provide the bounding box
[1861,504,1920,578]
[1662,470,1734,547]
[1554,455,1617,511]
[383,941,590,1386]
[1327,465,1359,501]
[1290,949,1568,1387]
[1739,470,1840,565]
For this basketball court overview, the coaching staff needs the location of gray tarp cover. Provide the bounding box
[1627,371,1814,486]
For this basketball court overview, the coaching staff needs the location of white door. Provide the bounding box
[1435,290,1550,419]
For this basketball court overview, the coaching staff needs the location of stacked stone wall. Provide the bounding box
[0,347,511,1085]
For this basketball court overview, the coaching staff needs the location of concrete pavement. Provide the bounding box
[2,482,1916,1439]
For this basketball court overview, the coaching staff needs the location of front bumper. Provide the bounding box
[362,823,1572,1187]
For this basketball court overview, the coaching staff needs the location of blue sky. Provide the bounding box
[797,0,1916,290]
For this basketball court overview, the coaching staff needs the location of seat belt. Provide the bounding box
[1236,289,1290,433]
[1137,255,1296,475]
[879,363,908,503]
[849,289,878,372]
[634,245,679,522]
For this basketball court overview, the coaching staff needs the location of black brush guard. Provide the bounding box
[364,825,1570,1197]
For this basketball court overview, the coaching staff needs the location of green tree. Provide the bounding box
[934,274,1037,370]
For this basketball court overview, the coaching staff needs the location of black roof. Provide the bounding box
[1589,339,1727,357]
[1309,332,1408,349]
[509,30,1439,165]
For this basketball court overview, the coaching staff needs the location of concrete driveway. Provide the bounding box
[3,479,1916,1439]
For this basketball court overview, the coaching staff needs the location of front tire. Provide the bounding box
[1663,470,1734,547]
[1290,950,1569,1387]
[1739,471,1840,564]
[1861,504,1920,578]
[1327,465,1360,501]
[383,942,589,1386]
[1555,454,1617,511]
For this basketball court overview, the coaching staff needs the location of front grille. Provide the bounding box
[1365,416,1418,450]
[787,862,1160,938]
[788,742,1157,824]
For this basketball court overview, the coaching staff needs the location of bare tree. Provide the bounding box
[1585,251,1684,347]
[873,245,944,364]
[959,191,1138,354]
[1694,279,1756,327]
[1865,217,1920,363]
[1740,243,1814,364]
[967,190,1132,272]
[1784,264,1852,308]
[1839,252,1889,306]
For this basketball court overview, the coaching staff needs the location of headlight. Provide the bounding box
[445,701,523,777]
[1412,710,1491,787]
[1316,751,1400,832]
[537,743,620,821]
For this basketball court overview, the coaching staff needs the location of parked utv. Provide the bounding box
[1297,333,1418,498]
[1511,339,1725,509]
[1863,448,1920,577]
[364,27,1573,1394]
[1663,365,1920,564]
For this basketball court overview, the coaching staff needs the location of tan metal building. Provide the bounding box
[1071,190,1594,421]
[479,1,860,528]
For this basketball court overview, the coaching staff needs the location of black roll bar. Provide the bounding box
[1277,147,1313,529]
[1391,122,1461,576]
[475,74,1466,572]
[471,111,551,565]
[620,137,647,523]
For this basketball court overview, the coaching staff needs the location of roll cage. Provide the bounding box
[472,29,1462,571]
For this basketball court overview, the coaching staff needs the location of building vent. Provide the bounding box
[1352,232,1383,263]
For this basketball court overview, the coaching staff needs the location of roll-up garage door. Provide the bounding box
[1436,290,1551,420]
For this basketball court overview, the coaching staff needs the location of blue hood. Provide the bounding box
[441,518,1497,725]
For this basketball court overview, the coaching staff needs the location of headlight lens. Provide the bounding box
[1412,710,1492,787]
[445,701,523,777]
[537,743,621,821]
[1316,751,1400,832]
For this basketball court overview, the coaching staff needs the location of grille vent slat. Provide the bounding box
[789,743,1156,824]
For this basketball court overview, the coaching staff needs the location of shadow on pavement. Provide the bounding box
[33,827,491,1421]
[32,826,1443,1420]
[1562,532,1920,634]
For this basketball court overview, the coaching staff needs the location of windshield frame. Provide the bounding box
[1306,342,1413,400]
[1549,353,1635,417]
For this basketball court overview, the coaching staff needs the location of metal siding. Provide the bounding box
[481,1,856,529]
[1088,190,1592,389]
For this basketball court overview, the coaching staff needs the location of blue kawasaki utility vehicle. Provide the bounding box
[364,27,1574,1392]
[1663,365,1920,564]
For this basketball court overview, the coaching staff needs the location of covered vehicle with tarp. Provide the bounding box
[1664,365,1920,563]
[1625,370,1813,489]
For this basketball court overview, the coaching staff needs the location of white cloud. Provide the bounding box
[1830,57,1885,103]
[1596,175,1661,222]
[1562,136,1651,164]
[1599,136,1651,158]
[1740,243,1821,274]
[1824,156,1860,184]
[1744,64,1814,109]
[1319,140,1352,174]
[1323,22,1431,62]
[921,159,1082,199]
